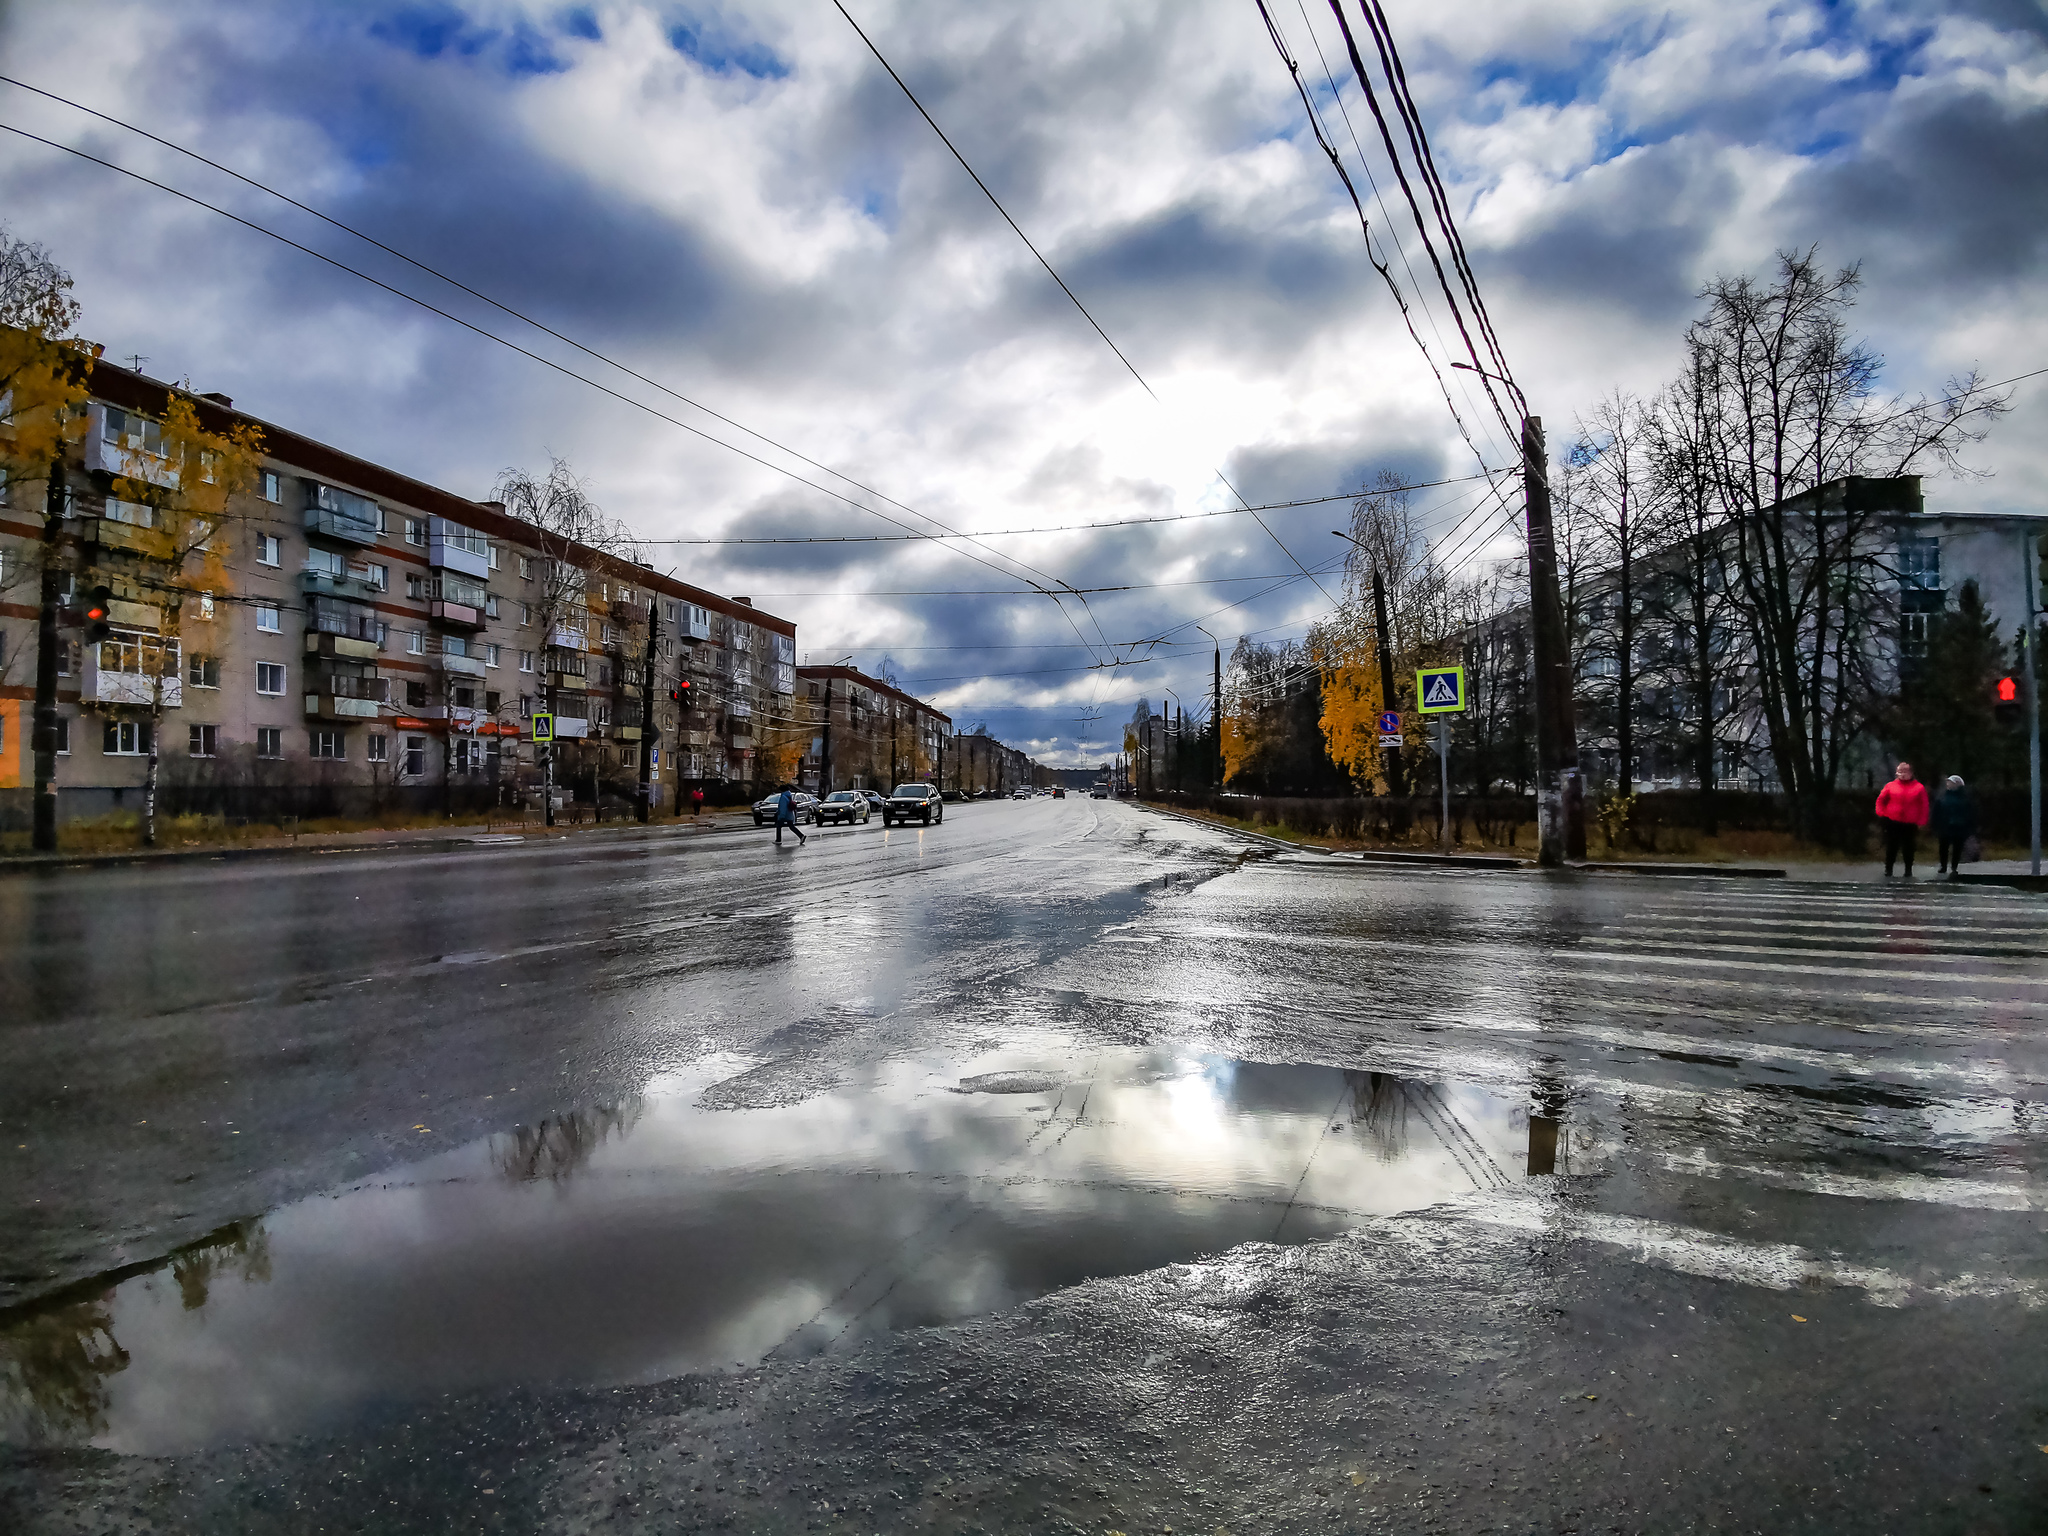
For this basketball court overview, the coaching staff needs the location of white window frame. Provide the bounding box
[256,533,280,567]
[256,604,280,633]
[255,661,287,696]
[310,728,344,760]
[188,723,218,758]
[256,726,282,759]
[367,733,389,764]
[261,470,281,503]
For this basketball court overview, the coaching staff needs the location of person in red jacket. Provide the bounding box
[1874,761,1930,877]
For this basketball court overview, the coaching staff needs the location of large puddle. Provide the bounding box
[0,1046,1535,1453]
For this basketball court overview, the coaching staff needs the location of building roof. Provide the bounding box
[795,663,952,724]
[85,359,795,639]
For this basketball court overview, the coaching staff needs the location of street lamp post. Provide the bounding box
[1452,362,1582,865]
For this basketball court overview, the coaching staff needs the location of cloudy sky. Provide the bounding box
[2,0,2043,763]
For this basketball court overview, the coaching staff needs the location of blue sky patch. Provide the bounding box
[669,15,791,81]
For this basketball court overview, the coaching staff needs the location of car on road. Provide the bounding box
[861,790,887,813]
[752,790,819,826]
[1012,786,1033,800]
[1089,783,1109,799]
[882,782,944,826]
[813,789,871,825]
[1053,787,1066,799]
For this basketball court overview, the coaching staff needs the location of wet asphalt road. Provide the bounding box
[2,797,2047,1532]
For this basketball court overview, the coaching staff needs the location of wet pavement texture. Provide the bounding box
[2,797,2046,1531]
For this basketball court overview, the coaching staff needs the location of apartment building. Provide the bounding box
[794,664,951,793]
[0,358,796,819]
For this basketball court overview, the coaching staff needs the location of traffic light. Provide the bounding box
[670,679,693,711]
[84,585,113,644]
[1994,674,2021,728]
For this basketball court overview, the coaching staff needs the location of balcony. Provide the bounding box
[300,567,385,604]
[678,605,713,642]
[728,697,751,718]
[428,523,490,580]
[430,599,485,629]
[548,624,585,651]
[304,694,382,720]
[92,670,181,708]
[305,630,380,662]
[438,651,487,678]
[614,725,642,742]
[304,484,381,546]
[86,517,173,559]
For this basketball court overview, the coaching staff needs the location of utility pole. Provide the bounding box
[31,461,67,852]
[1522,414,1582,864]
[1211,640,1223,790]
[1371,567,1404,795]
[635,596,658,822]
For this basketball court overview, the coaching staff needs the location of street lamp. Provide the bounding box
[1195,626,1222,792]
[1448,360,1580,864]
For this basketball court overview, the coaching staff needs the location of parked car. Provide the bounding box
[882,782,944,826]
[813,789,871,825]
[942,789,963,802]
[752,790,819,826]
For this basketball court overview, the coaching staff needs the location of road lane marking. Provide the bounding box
[1567,946,2048,987]
[1657,1153,2045,1210]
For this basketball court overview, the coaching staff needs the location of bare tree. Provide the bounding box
[1689,248,2007,820]
[0,226,81,335]
[492,458,633,826]
[1570,392,1664,791]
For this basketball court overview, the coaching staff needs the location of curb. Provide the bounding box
[1568,860,1788,879]
[1951,871,2048,893]
[0,815,754,875]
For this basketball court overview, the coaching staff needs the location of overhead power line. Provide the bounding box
[837,1,1341,610]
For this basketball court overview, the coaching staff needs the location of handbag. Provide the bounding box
[1961,834,1982,865]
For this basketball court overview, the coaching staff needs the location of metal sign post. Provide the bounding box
[1415,667,1468,853]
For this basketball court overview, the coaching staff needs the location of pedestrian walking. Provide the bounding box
[690,786,704,817]
[773,783,806,846]
[1874,761,1929,878]
[1932,774,1977,879]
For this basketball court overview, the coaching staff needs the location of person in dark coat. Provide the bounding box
[774,783,806,846]
[1932,774,1976,878]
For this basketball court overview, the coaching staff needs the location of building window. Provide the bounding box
[402,735,426,775]
[405,680,427,707]
[103,719,152,755]
[310,729,344,759]
[261,470,281,503]
[186,654,220,688]
[663,600,679,622]
[256,533,280,567]
[255,662,286,695]
[485,594,499,618]
[188,723,217,757]
[1899,536,1941,591]
[452,684,476,710]
[255,604,280,633]
[406,572,423,600]
[619,746,636,767]
[255,727,282,758]
[485,643,500,667]
[405,517,426,546]
[197,592,214,621]
[488,543,500,570]
[54,715,69,754]
[663,638,674,659]
[406,630,425,655]
[601,623,617,645]
[367,733,388,763]
[365,563,388,591]
[519,555,532,580]
[519,649,534,673]
[519,602,532,625]
[484,690,501,714]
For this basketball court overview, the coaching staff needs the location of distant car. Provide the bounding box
[942,789,963,802]
[862,790,887,813]
[813,789,871,825]
[1012,786,1032,800]
[882,782,944,826]
[1053,787,1066,799]
[752,790,819,826]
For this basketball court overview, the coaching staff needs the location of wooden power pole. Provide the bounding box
[1522,415,1583,863]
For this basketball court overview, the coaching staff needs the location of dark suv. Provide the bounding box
[882,783,944,827]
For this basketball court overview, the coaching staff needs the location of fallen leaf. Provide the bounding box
[1792,1315,1807,1323]
[1584,1394,1598,1401]
[1350,1472,1365,1486]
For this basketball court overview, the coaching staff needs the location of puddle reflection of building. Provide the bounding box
[491,1098,645,1183]
[0,1221,268,1444]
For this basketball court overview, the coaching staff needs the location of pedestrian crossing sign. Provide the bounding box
[1415,666,1467,714]
[531,713,554,743]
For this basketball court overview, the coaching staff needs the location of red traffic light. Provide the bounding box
[1996,676,2018,703]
